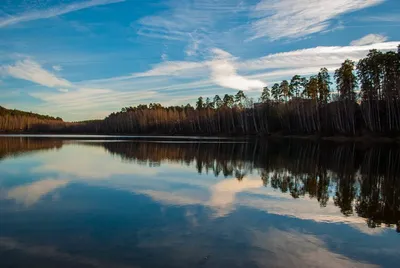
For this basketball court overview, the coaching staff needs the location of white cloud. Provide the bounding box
[2,59,72,88]
[251,0,384,40]
[209,48,266,91]
[133,48,266,91]
[350,34,388,46]
[58,88,69,93]
[0,0,125,28]
[240,42,398,71]
[52,65,63,72]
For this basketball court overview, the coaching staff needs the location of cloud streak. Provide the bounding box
[251,0,384,40]
[1,59,72,88]
[350,34,388,46]
[0,0,125,28]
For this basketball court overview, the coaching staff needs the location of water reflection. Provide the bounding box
[98,140,400,231]
[0,137,399,267]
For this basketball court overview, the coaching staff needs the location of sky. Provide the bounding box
[0,0,399,121]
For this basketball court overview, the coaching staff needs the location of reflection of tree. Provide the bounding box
[356,147,400,229]
[0,137,63,160]
[316,172,330,208]
[334,174,356,216]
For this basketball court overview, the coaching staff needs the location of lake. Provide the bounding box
[0,136,399,268]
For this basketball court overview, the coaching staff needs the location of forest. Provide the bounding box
[1,46,400,137]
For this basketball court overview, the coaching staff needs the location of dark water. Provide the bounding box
[0,137,399,268]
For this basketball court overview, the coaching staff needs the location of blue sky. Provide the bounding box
[0,0,399,121]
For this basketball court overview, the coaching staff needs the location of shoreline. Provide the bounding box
[0,132,399,143]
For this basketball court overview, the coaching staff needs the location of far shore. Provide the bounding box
[0,132,399,143]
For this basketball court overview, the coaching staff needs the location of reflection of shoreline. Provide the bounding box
[1,137,399,232]
[0,137,63,160]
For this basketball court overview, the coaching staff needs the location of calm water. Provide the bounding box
[0,137,399,268]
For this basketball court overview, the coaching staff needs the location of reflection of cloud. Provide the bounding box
[5,143,390,235]
[209,178,263,216]
[138,175,387,235]
[139,190,203,206]
[250,229,378,268]
[32,145,158,178]
[349,223,387,235]
[6,178,69,206]
[0,237,135,268]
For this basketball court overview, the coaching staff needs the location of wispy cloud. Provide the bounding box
[185,33,201,56]
[350,33,388,46]
[358,14,400,22]
[137,0,246,38]
[30,87,159,120]
[136,0,248,54]
[250,0,384,40]
[133,61,207,78]
[52,65,63,72]
[0,0,125,28]
[240,42,398,71]
[1,59,72,88]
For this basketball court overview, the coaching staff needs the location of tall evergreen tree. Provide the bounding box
[334,60,357,101]
[196,97,204,110]
[223,94,235,108]
[317,68,331,104]
[271,83,281,101]
[260,86,270,102]
[303,76,318,100]
[214,95,223,109]
[279,80,291,101]
[290,75,302,98]
[235,90,246,108]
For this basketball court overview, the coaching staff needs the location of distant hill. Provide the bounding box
[0,106,63,121]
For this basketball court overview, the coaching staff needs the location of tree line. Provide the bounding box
[0,106,64,132]
[1,46,399,137]
[72,46,400,136]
